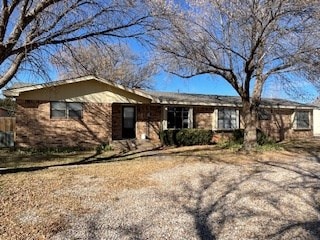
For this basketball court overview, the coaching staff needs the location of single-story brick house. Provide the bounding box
[3,75,316,148]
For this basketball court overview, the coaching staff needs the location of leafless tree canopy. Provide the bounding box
[149,0,320,149]
[0,0,152,89]
[52,43,157,89]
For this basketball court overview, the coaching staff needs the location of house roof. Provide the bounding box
[145,91,315,109]
[3,75,315,109]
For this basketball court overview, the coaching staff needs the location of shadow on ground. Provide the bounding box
[51,154,320,240]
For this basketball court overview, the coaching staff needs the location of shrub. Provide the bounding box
[159,129,179,146]
[160,129,213,146]
[232,129,244,144]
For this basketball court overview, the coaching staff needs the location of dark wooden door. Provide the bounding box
[122,106,136,139]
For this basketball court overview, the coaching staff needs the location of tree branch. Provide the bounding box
[0,52,25,89]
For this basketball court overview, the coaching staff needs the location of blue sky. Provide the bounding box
[153,72,237,95]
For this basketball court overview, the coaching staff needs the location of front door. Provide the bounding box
[122,106,136,139]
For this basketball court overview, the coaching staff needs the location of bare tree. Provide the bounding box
[148,0,320,149]
[0,0,152,89]
[52,43,157,89]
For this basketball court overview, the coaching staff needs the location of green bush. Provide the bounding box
[160,129,213,146]
[232,129,244,144]
[159,129,180,146]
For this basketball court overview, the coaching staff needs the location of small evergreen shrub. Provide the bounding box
[232,129,244,144]
[159,129,180,146]
[160,129,213,146]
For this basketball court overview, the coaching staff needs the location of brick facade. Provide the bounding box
[194,106,214,129]
[193,106,313,141]
[111,103,122,140]
[137,104,162,140]
[112,103,162,141]
[257,108,313,141]
[15,99,313,148]
[16,99,112,148]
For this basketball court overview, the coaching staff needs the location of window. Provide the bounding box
[167,107,190,129]
[218,109,238,129]
[258,108,271,120]
[294,111,310,129]
[51,102,83,119]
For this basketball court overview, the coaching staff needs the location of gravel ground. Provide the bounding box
[49,157,320,240]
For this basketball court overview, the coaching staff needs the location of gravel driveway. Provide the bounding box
[50,156,320,240]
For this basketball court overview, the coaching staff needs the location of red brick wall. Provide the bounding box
[192,106,313,141]
[16,99,112,148]
[112,103,122,140]
[15,99,313,148]
[194,106,214,129]
[137,104,162,140]
[258,108,313,141]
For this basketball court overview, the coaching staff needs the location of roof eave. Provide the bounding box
[3,90,19,97]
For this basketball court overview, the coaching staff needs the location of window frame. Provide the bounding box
[258,108,272,121]
[293,110,311,130]
[166,106,192,130]
[217,108,239,130]
[50,102,83,120]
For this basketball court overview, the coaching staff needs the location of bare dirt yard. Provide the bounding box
[1,140,320,239]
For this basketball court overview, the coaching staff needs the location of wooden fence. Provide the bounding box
[0,117,16,147]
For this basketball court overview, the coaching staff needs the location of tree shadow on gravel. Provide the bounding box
[164,158,320,240]
[47,153,320,239]
[257,159,320,239]
[165,167,263,240]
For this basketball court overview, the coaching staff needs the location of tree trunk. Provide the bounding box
[242,99,257,151]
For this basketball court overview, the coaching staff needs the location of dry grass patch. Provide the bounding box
[0,150,97,168]
[0,158,183,239]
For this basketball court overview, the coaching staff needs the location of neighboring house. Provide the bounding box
[3,76,315,148]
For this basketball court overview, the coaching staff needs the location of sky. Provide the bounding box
[154,72,237,95]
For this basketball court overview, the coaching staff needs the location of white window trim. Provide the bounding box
[162,106,193,130]
[212,108,240,130]
[292,110,311,130]
[162,106,168,130]
[188,108,193,129]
